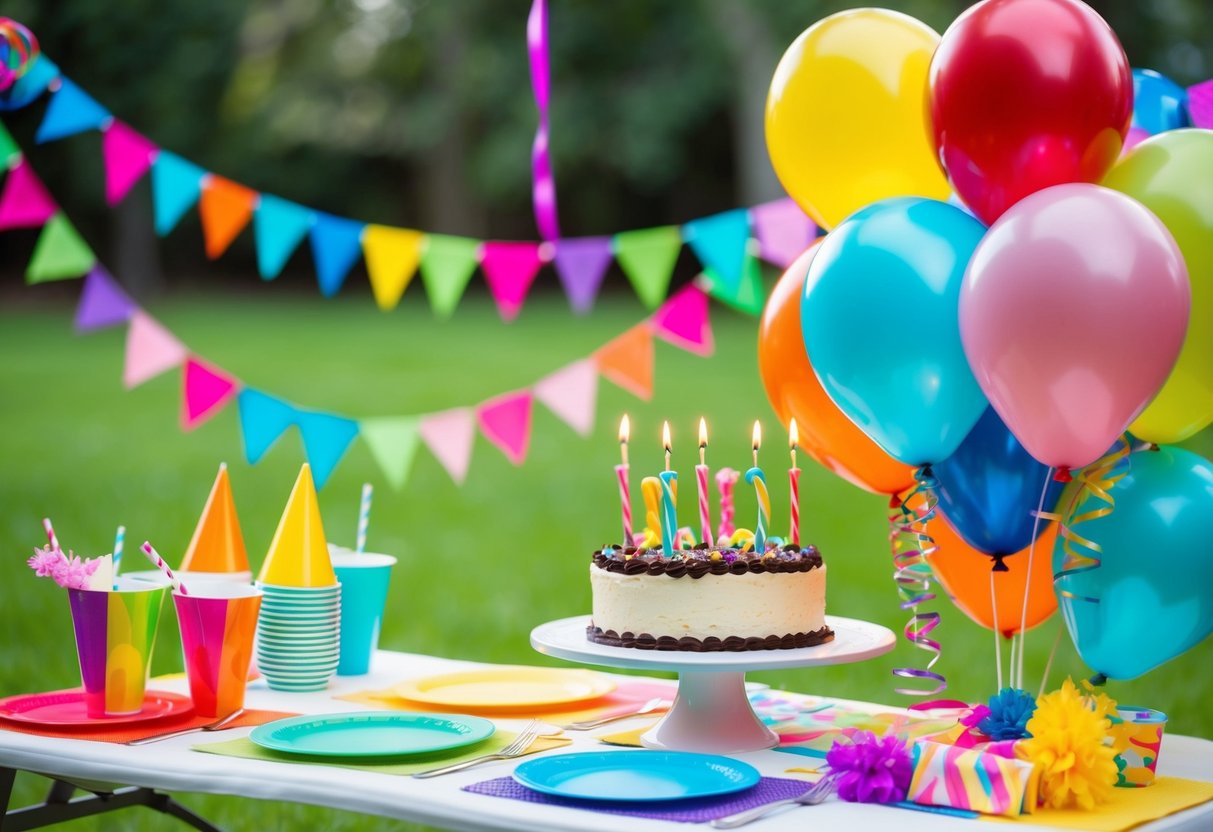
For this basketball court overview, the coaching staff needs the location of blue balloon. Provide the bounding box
[801,197,988,466]
[1132,68,1191,135]
[1055,446,1213,680]
[934,408,1064,557]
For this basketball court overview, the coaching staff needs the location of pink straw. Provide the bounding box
[42,517,61,552]
[141,541,188,595]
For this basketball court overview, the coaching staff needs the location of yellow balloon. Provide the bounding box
[1104,129,1213,443]
[765,9,951,230]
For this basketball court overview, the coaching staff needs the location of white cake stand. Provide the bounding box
[530,614,895,754]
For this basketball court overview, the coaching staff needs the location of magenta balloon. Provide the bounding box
[960,184,1189,471]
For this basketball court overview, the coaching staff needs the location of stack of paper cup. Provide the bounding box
[254,465,340,692]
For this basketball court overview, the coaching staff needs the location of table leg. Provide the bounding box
[640,669,778,753]
[0,771,222,832]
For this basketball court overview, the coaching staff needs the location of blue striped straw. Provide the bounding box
[112,525,125,590]
[356,483,373,554]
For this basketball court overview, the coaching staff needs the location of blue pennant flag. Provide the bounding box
[151,152,206,236]
[296,410,360,489]
[683,208,751,294]
[0,56,59,113]
[238,389,297,465]
[35,78,111,144]
[254,195,314,280]
[309,212,366,297]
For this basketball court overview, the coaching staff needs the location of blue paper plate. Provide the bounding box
[249,712,495,757]
[513,750,760,802]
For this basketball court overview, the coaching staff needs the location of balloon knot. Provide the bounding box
[990,554,1010,573]
[1145,442,1160,452]
[888,495,902,510]
[1053,467,1073,483]
[1088,672,1108,687]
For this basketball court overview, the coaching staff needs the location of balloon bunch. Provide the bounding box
[761,0,1213,690]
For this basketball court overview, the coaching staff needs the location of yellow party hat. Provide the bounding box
[257,464,337,587]
[180,464,250,574]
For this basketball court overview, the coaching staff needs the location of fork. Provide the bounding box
[708,777,834,828]
[562,697,671,730]
[411,719,544,779]
[125,708,247,746]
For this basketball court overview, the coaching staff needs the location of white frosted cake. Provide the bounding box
[587,545,832,651]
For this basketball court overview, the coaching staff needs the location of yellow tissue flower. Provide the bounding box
[1017,678,1118,810]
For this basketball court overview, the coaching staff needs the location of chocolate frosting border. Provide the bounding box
[586,624,835,652]
[591,545,823,579]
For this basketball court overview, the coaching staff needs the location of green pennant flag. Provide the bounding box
[26,212,96,284]
[420,234,481,319]
[700,255,765,316]
[613,225,682,309]
[360,416,421,491]
[0,122,19,170]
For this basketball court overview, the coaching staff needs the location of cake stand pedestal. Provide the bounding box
[530,615,895,754]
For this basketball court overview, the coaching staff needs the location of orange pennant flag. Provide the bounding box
[199,176,257,259]
[594,325,654,400]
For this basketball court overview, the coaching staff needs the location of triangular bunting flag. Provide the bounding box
[296,409,360,489]
[651,284,713,356]
[360,417,422,491]
[533,359,597,436]
[476,390,534,465]
[362,225,424,310]
[420,234,481,319]
[594,325,654,400]
[613,226,682,309]
[309,212,366,297]
[124,310,187,389]
[1190,80,1213,130]
[199,175,257,259]
[253,194,313,280]
[151,152,205,236]
[553,237,613,314]
[0,120,20,169]
[3,55,59,111]
[34,78,110,143]
[26,212,96,284]
[74,266,136,332]
[0,159,57,229]
[479,241,546,321]
[683,208,751,294]
[699,256,765,316]
[419,408,476,484]
[750,199,817,268]
[237,389,297,464]
[182,357,239,431]
[102,120,158,206]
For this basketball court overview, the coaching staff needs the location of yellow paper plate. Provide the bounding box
[393,667,616,710]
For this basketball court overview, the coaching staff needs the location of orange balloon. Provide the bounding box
[929,513,1058,638]
[758,244,916,494]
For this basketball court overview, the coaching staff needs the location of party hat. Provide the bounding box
[257,464,337,587]
[180,463,250,574]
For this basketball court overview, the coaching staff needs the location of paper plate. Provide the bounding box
[250,712,494,757]
[394,667,615,710]
[0,689,194,727]
[513,750,760,802]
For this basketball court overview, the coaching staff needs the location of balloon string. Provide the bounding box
[887,465,946,696]
[1015,466,1055,690]
[990,569,1002,691]
[1039,619,1066,699]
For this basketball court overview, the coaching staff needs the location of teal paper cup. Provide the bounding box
[331,551,395,676]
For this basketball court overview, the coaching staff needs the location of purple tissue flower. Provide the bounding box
[825,730,913,804]
[27,546,64,577]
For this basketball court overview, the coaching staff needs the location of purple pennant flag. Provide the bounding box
[554,237,613,314]
[1188,79,1213,130]
[74,266,136,333]
[751,199,818,269]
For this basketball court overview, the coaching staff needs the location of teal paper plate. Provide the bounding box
[513,750,760,802]
[250,712,495,757]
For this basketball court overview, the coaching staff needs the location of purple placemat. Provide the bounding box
[463,775,813,823]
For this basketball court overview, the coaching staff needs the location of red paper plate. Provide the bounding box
[0,689,193,727]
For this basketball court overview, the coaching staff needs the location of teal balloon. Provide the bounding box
[1055,446,1213,680]
[800,197,988,465]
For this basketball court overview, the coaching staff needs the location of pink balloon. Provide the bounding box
[960,184,1189,472]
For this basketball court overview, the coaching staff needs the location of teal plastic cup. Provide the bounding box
[331,551,396,676]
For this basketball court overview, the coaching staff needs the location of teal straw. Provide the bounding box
[112,524,125,590]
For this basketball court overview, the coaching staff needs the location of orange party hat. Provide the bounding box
[257,464,337,587]
[180,463,250,574]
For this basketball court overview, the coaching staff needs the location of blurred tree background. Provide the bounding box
[0,0,1209,298]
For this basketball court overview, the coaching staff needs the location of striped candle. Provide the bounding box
[615,464,632,546]
[789,468,800,547]
[141,541,189,595]
[658,471,678,558]
[745,467,769,554]
[695,465,712,548]
[356,483,373,554]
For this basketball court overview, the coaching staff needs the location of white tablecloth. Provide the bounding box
[0,650,1210,832]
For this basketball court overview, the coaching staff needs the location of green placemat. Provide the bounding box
[193,731,571,776]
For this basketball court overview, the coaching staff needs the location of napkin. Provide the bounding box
[0,709,297,744]
[984,777,1213,832]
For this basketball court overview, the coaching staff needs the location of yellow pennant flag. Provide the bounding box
[362,225,424,311]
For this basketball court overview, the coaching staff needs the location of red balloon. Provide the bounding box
[927,0,1132,225]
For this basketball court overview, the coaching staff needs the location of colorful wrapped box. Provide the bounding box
[908,740,1040,817]
[1110,706,1167,788]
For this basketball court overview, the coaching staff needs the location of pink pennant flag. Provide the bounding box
[102,120,159,207]
[651,283,713,356]
[477,390,534,465]
[750,199,817,268]
[124,311,187,389]
[1189,79,1213,130]
[533,359,597,437]
[419,408,476,484]
[0,160,57,230]
[181,356,239,430]
[479,241,547,321]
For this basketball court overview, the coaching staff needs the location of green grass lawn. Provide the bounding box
[1,290,1210,830]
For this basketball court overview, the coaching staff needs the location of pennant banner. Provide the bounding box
[182,357,239,431]
[0,158,56,229]
[363,224,423,310]
[35,78,109,144]
[74,266,135,333]
[124,311,186,389]
[27,212,95,284]
[102,120,158,206]
[683,208,750,293]
[237,388,296,465]
[613,225,682,310]
[199,175,256,259]
[651,284,713,356]
[553,236,612,314]
[750,199,817,269]
[296,409,360,489]
[419,408,476,485]
[594,325,655,400]
[151,152,205,236]
[359,416,421,491]
[1189,80,1213,130]
[310,212,366,297]
[420,234,480,319]
[480,241,546,322]
[534,359,597,436]
[477,390,534,464]
[0,121,19,169]
[254,194,313,280]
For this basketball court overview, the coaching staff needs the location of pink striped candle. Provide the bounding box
[696,418,711,546]
[789,419,801,546]
[616,415,632,546]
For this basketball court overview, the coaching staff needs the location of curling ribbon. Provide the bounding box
[527,0,560,240]
[888,465,946,696]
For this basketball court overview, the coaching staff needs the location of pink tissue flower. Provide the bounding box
[50,554,100,590]
[27,546,64,577]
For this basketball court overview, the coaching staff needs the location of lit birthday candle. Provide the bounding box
[695,418,712,547]
[789,418,801,547]
[615,415,633,546]
[659,421,678,558]
[745,421,770,553]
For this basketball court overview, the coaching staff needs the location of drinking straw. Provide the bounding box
[112,525,125,588]
[356,483,373,554]
[141,541,189,595]
[42,517,61,552]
